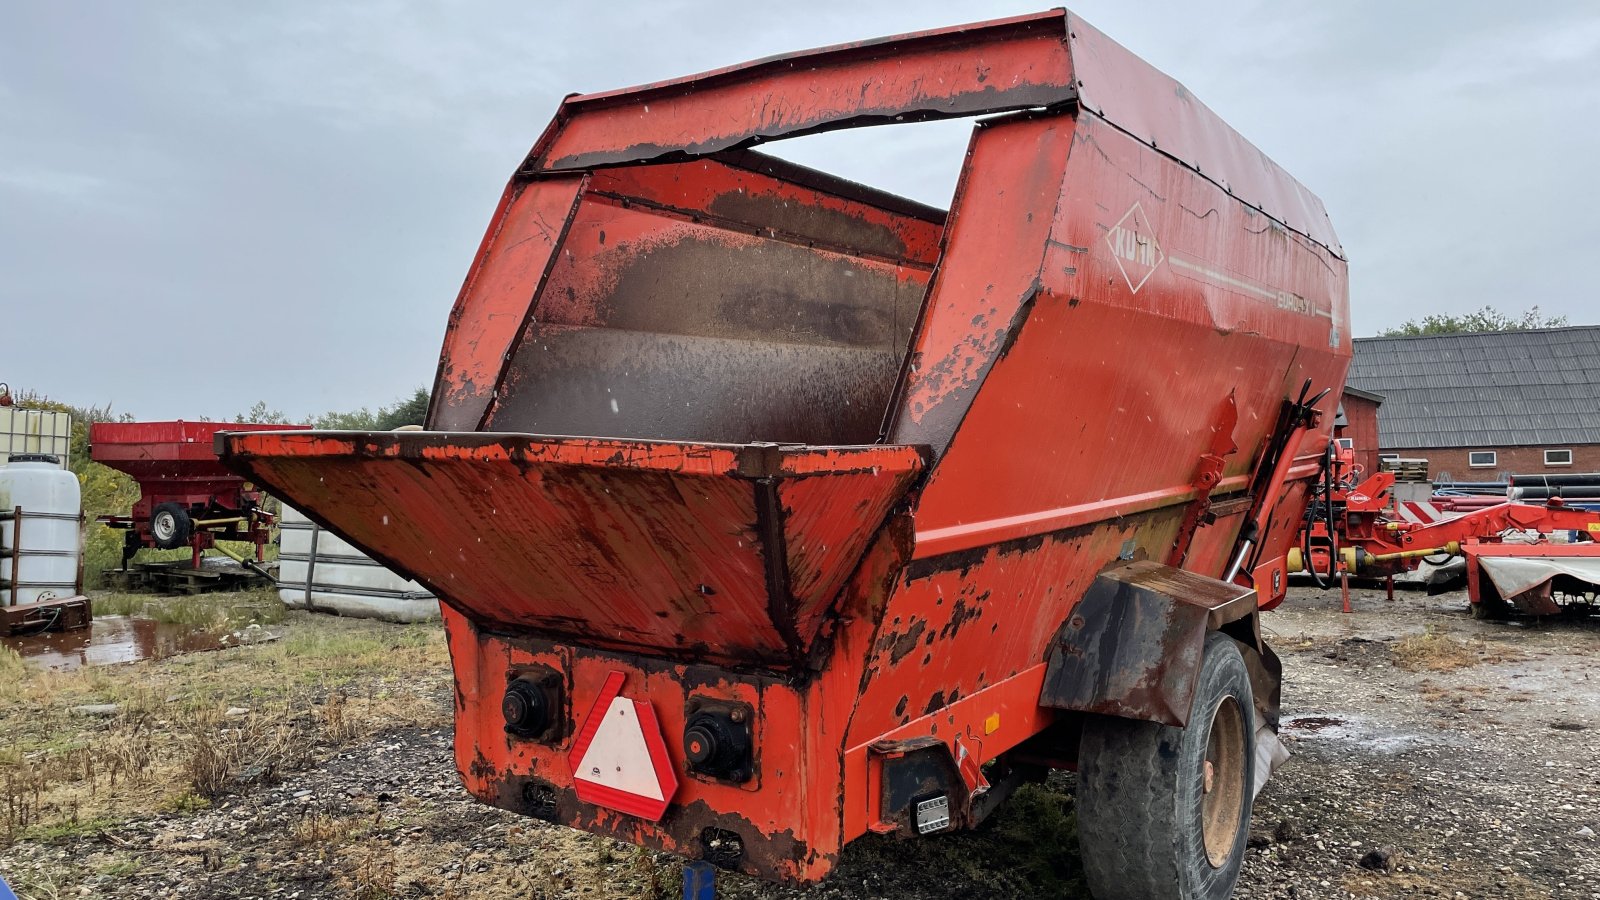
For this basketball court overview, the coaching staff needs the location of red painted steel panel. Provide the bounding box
[777,468,916,646]
[441,605,836,881]
[527,12,1075,172]
[887,113,1074,451]
[219,431,922,668]
[1065,15,1341,254]
[90,421,302,485]
[430,177,585,431]
[909,110,1348,568]
[586,155,944,265]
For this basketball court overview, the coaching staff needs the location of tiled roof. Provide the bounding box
[1347,326,1600,449]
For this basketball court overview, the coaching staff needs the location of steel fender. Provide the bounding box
[1038,560,1257,727]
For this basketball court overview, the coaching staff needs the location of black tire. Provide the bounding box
[150,502,193,550]
[1077,632,1256,900]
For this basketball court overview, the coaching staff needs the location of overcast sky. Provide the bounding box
[3,2,1597,421]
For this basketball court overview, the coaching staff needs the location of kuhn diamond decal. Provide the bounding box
[1106,202,1164,294]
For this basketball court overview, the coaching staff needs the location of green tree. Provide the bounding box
[373,387,430,430]
[1381,305,1568,336]
[230,387,431,431]
[235,401,290,424]
[313,407,381,430]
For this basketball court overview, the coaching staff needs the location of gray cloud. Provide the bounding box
[2,1,1595,420]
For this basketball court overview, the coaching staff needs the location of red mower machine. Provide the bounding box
[1292,439,1600,616]
[89,421,303,574]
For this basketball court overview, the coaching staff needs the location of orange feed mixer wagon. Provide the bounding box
[218,11,1349,898]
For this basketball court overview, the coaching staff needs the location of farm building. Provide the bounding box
[1336,385,1384,476]
[1347,326,1600,481]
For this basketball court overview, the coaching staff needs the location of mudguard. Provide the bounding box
[1039,560,1259,727]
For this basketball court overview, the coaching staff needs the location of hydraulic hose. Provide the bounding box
[1303,440,1338,589]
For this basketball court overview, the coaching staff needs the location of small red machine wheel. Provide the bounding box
[1076,632,1256,900]
[150,502,193,550]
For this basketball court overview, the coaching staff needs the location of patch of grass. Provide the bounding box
[19,815,122,843]
[90,589,286,630]
[1393,629,1519,672]
[95,855,142,878]
[973,782,1086,893]
[291,810,365,846]
[2,605,448,848]
[279,624,433,660]
[183,705,310,799]
[160,791,211,814]
[0,645,24,681]
[341,840,398,900]
[91,592,147,617]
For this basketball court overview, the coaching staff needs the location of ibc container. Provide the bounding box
[276,504,437,623]
[0,407,72,468]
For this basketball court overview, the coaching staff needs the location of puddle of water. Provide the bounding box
[1280,712,1449,755]
[2,615,225,672]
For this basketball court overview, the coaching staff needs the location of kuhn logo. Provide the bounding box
[1106,202,1164,294]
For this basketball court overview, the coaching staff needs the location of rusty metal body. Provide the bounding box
[218,11,1349,883]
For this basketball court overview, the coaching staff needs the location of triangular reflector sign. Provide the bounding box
[568,671,678,820]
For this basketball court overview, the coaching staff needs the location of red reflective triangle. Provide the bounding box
[567,670,679,821]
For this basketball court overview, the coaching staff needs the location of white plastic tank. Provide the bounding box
[277,503,438,623]
[0,454,83,605]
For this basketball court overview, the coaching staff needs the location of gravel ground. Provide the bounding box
[3,585,1597,898]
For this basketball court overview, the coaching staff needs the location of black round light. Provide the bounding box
[502,679,551,737]
[684,722,720,767]
[683,711,750,780]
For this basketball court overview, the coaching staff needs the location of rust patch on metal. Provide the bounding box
[706,187,913,261]
[880,619,926,665]
[493,775,821,882]
[937,596,983,640]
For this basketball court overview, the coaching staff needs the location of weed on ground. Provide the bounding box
[1391,628,1522,671]
[0,592,451,848]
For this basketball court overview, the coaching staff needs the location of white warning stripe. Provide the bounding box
[1397,501,1443,525]
[1167,251,1343,346]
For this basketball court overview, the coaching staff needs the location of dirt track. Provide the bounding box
[2,585,1598,898]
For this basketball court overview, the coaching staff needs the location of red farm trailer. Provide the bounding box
[90,421,303,571]
[217,11,1350,899]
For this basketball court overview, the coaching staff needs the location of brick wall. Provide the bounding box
[1381,444,1600,482]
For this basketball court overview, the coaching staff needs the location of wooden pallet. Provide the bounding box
[101,561,274,595]
[1381,457,1431,483]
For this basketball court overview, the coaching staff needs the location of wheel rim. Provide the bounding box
[1200,695,1247,868]
[153,512,175,542]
